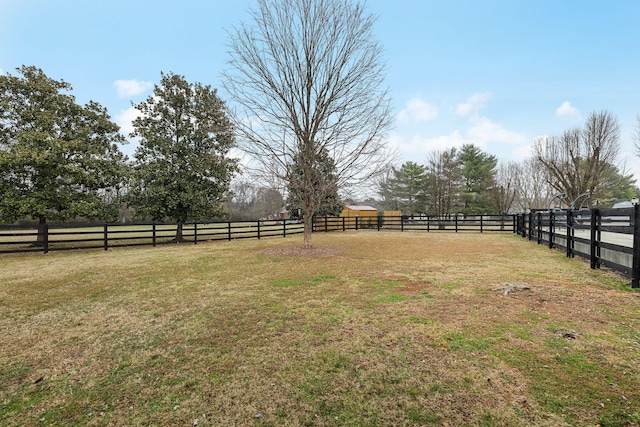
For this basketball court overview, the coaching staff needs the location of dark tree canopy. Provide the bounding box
[285,148,344,218]
[379,161,427,215]
[128,72,238,239]
[458,144,498,214]
[0,66,127,236]
[224,0,392,247]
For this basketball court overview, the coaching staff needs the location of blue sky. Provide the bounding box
[2,0,639,179]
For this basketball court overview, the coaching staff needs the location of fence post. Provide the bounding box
[590,208,600,270]
[152,223,157,247]
[400,216,404,232]
[283,220,287,238]
[632,204,640,288]
[325,216,328,232]
[455,216,458,232]
[536,212,541,244]
[228,221,232,241]
[480,215,483,233]
[548,211,554,249]
[566,209,573,258]
[104,225,108,251]
[194,223,198,244]
[343,217,346,232]
[257,220,261,239]
[43,223,49,254]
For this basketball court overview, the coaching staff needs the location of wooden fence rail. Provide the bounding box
[515,205,639,288]
[0,220,306,254]
[0,214,516,255]
[2,210,637,288]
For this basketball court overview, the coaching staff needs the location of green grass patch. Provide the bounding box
[272,273,336,287]
[376,293,410,304]
[443,331,493,352]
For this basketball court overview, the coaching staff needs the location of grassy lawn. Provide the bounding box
[1,232,639,426]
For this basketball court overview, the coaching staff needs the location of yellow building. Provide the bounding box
[340,205,378,229]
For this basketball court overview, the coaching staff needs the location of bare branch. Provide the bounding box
[224,0,393,246]
[532,111,621,205]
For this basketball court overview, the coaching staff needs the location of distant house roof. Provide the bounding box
[345,205,377,211]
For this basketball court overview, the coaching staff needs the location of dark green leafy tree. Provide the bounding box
[128,72,238,241]
[286,148,344,218]
[0,66,128,244]
[377,161,427,215]
[389,161,427,215]
[590,162,637,207]
[458,144,498,214]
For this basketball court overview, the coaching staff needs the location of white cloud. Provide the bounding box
[388,131,467,158]
[389,92,529,163]
[467,115,527,146]
[556,101,580,118]
[389,114,526,161]
[114,106,142,135]
[510,143,533,160]
[114,79,153,98]
[456,92,491,117]
[397,96,438,123]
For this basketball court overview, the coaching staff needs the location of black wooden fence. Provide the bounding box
[3,210,638,288]
[0,214,515,255]
[313,214,516,233]
[515,205,640,288]
[0,220,306,254]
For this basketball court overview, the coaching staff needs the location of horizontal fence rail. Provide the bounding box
[312,214,516,233]
[3,210,637,288]
[1,214,515,255]
[515,205,639,288]
[0,220,305,254]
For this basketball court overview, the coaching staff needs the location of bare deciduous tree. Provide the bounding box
[513,157,553,211]
[532,110,620,206]
[493,161,519,214]
[425,148,461,220]
[224,0,393,247]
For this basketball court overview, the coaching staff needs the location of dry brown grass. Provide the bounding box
[1,232,639,426]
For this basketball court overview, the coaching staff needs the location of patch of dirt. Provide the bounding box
[262,245,343,257]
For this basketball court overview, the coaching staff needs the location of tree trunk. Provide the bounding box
[303,208,313,248]
[174,222,184,243]
[35,217,47,247]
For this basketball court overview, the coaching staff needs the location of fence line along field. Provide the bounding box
[1,232,639,426]
[0,214,517,255]
[0,220,306,253]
